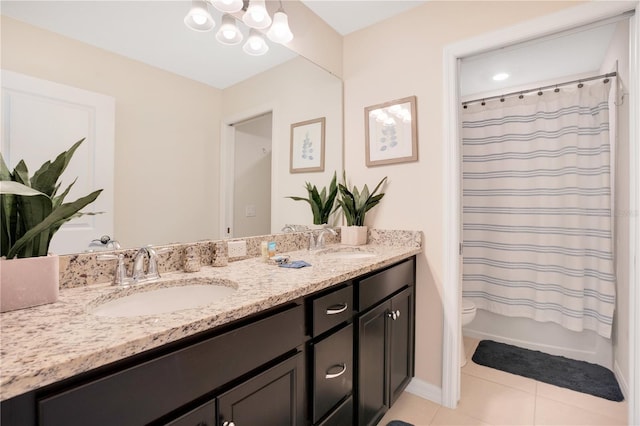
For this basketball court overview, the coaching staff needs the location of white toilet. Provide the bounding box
[460,298,477,367]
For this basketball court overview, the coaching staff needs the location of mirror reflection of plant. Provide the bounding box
[286,171,338,225]
[337,171,387,227]
[0,139,103,259]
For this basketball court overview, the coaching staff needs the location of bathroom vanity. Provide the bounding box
[0,242,418,426]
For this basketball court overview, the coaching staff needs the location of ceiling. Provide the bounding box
[460,21,619,98]
[1,0,426,89]
[1,1,620,93]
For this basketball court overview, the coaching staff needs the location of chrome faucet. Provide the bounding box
[316,227,337,249]
[98,245,167,286]
[132,246,164,282]
[308,227,337,250]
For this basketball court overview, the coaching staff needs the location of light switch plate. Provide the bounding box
[228,240,247,258]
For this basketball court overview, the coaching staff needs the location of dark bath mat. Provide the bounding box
[387,422,414,426]
[472,340,624,401]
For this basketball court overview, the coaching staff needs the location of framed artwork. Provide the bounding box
[364,96,418,167]
[290,117,325,173]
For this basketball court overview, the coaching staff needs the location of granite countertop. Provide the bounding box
[0,243,420,401]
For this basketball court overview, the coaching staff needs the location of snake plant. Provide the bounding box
[337,171,387,227]
[287,172,338,225]
[0,138,102,259]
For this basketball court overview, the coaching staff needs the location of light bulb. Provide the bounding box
[192,13,207,25]
[266,10,293,44]
[243,0,272,29]
[243,29,269,55]
[184,0,214,32]
[216,14,243,45]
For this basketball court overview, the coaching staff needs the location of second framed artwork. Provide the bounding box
[290,117,325,173]
[364,96,418,167]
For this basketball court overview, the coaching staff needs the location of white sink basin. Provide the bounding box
[90,282,237,318]
[323,251,378,260]
[318,248,378,260]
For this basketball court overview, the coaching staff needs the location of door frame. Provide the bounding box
[442,3,640,423]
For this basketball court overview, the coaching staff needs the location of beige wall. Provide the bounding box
[1,16,222,249]
[343,1,581,386]
[222,56,343,231]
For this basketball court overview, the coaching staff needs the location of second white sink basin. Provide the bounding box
[90,282,237,318]
[317,247,378,260]
[322,251,378,260]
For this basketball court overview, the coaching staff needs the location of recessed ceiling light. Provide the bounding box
[493,72,510,81]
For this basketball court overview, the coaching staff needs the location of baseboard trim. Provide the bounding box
[613,361,629,400]
[405,377,442,405]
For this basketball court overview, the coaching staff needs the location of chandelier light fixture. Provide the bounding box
[184,0,293,56]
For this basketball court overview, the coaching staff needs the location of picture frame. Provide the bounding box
[364,96,418,167]
[290,117,326,173]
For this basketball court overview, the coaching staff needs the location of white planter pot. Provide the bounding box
[340,226,368,246]
[0,254,60,312]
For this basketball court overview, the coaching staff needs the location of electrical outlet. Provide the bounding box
[227,240,247,258]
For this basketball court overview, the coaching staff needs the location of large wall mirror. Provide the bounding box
[1,1,343,254]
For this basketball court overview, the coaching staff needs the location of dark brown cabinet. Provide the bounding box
[355,258,415,426]
[1,256,416,426]
[218,352,305,426]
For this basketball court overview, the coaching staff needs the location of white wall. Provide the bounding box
[343,0,582,388]
[1,16,222,249]
[601,19,631,392]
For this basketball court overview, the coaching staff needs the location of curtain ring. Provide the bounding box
[578,82,584,88]
[554,86,560,93]
[518,93,524,99]
[463,104,468,109]
[481,99,486,106]
[603,78,610,84]
[500,97,505,102]
[537,90,543,96]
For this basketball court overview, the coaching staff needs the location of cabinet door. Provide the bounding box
[388,287,414,406]
[356,301,390,426]
[218,351,305,426]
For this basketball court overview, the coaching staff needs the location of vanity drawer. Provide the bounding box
[358,258,414,312]
[317,395,353,426]
[311,323,353,424]
[38,303,304,426]
[311,284,353,337]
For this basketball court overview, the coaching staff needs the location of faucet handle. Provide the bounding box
[146,246,170,278]
[97,253,129,286]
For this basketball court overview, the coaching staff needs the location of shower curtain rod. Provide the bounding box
[462,71,617,107]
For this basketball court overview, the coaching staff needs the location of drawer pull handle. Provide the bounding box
[326,303,348,315]
[387,310,400,320]
[325,363,347,379]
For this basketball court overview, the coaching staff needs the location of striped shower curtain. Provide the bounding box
[462,80,615,339]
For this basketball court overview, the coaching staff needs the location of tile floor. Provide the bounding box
[378,337,628,426]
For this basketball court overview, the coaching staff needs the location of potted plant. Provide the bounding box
[286,171,338,226]
[336,171,387,245]
[0,138,102,312]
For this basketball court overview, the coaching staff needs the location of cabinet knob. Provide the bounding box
[223,422,235,426]
[387,311,397,320]
[326,303,348,315]
[325,363,347,379]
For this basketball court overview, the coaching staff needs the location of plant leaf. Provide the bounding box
[30,138,85,196]
[6,189,102,259]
